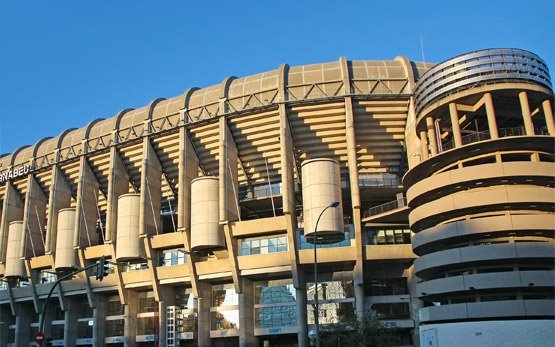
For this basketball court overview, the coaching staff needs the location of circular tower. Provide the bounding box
[404,49,555,344]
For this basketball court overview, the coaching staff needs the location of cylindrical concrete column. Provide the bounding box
[116,193,143,261]
[519,91,535,135]
[419,131,429,160]
[448,103,462,147]
[542,99,555,135]
[301,159,344,243]
[484,93,499,139]
[5,221,25,278]
[426,117,438,155]
[55,208,78,270]
[191,176,223,250]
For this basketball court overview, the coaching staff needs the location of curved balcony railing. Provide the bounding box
[440,126,549,152]
[414,48,552,114]
[363,197,407,218]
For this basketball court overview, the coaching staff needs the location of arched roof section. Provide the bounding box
[349,60,410,95]
[0,154,10,172]
[10,145,32,167]
[227,70,280,109]
[188,84,222,121]
[31,137,53,158]
[113,108,134,131]
[34,137,59,165]
[151,96,184,122]
[84,118,105,140]
[87,117,118,141]
[286,61,344,100]
[58,127,86,151]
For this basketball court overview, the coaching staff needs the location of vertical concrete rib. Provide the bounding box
[219,116,242,293]
[45,166,72,254]
[73,157,100,250]
[20,175,47,259]
[177,126,201,297]
[0,183,23,265]
[105,147,130,243]
[139,138,162,237]
[340,56,365,318]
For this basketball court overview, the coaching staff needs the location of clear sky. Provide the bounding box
[1,0,553,155]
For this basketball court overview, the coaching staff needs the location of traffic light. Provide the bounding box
[96,256,110,281]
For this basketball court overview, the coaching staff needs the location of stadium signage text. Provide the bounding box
[0,165,32,183]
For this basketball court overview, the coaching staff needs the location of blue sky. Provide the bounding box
[1,0,553,155]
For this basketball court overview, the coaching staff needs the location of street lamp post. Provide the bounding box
[312,201,340,347]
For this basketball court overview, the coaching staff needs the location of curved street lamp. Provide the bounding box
[312,201,340,347]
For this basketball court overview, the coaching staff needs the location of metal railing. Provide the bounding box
[363,197,407,218]
[439,126,549,153]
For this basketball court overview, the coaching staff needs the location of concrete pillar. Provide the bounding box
[296,276,308,347]
[354,281,365,321]
[139,139,162,236]
[419,131,429,160]
[425,117,438,155]
[239,278,256,346]
[124,290,138,347]
[542,99,555,135]
[156,287,175,347]
[519,91,535,135]
[106,147,130,243]
[45,166,72,254]
[0,183,24,264]
[448,103,462,148]
[484,93,499,139]
[14,303,33,347]
[177,128,200,297]
[21,175,47,258]
[63,296,80,346]
[196,282,211,347]
[93,296,107,347]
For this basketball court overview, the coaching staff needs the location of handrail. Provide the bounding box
[364,197,407,218]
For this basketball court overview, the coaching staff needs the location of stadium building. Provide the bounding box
[0,48,553,347]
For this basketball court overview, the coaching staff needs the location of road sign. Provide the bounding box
[35,331,45,344]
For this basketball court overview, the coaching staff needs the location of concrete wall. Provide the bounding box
[420,320,555,347]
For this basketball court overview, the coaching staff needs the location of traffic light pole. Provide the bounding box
[38,259,106,344]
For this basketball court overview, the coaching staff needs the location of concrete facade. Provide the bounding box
[0,48,552,347]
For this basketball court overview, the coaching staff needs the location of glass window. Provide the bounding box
[367,227,412,245]
[307,280,354,301]
[161,248,187,266]
[138,291,157,313]
[254,279,297,328]
[77,320,93,338]
[255,305,297,328]
[210,310,239,330]
[241,235,288,256]
[366,278,408,296]
[307,302,355,325]
[137,316,157,335]
[255,280,296,305]
[50,323,65,339]
[212,284,238,307]
[371,303,410,319]
[106,295,124,316]
[39,271,57,284]
[106,319,124,337]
